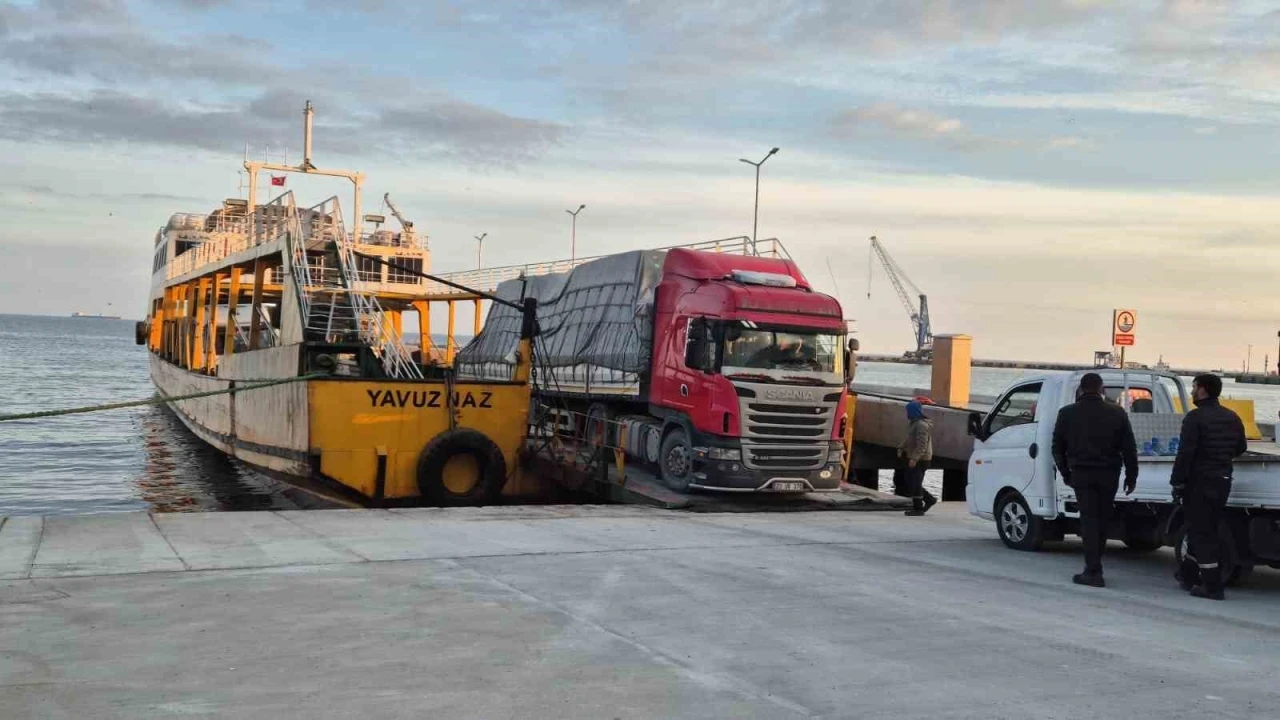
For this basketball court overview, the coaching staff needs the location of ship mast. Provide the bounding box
[244,101,366,240]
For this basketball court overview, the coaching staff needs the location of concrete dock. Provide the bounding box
[2,505,1277,719]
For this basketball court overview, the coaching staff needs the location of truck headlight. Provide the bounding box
[828,443,846,463]
[709,447,741,461]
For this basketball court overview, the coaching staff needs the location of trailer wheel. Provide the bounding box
[1171,523,1248,587]
[659,426,693,492]
[416,428,507,506]
[995,492,1043,551]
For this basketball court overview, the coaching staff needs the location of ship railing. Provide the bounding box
[233,304,279,351]
[165,193,299,280]
[337,254,423,378]
[355,229,426,250]
[286,196,316,328]
[427,235,790,295]
[302,196,422,379]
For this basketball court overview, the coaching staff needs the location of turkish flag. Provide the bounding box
[270,175,286,187]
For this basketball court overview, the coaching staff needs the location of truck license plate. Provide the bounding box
[773,481,805,492]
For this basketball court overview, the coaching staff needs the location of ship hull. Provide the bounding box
[149,350,313,479]
[149,349,547,506]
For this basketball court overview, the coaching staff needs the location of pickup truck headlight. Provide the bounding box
[708,447,741,461]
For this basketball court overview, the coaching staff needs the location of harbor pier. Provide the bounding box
[2,505,1278,718]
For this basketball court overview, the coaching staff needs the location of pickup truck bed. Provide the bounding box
[1094,452,1280,510]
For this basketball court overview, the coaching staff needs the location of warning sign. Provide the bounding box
[1113,309,1136,347]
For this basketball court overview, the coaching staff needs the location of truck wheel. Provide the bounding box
[1171,524,1246,587]
[995,492,1043,551]
[416,428,508,506]
[1123,522,1163,552]
[659,427,693,493]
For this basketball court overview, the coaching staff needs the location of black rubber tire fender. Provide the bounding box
[416,428,507,506]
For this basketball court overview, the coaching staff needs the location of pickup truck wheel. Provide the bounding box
[1171,524,1245,587]
[659,427,693,493]
[1123,522,1163,552]
[995,492,1043,551]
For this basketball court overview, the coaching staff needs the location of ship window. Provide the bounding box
[356,254,383,282]
[387,257,422,284]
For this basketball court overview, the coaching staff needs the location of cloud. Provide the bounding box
[0,29,277,85]
[42,0,130,22]
[3,182,207,204]
[836,103,966,141]
[377,101,568,164]
[832,103,1087,153]
[165,0,236,8]
[0,89,565,165]
[0,91,276,152]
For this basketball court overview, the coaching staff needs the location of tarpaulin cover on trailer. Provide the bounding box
[455,250,666,394]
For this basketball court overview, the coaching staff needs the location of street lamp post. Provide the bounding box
[474,233,487,269]
[1248,344,1253,374]
[739,147,779,255]
[565,204,585,261]
[1275,330,1279,376]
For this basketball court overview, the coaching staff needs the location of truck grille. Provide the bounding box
[736,384,839,471]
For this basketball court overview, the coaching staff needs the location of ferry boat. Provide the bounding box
[138,102,541,506]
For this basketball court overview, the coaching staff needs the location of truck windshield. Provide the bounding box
[722,328,843,375]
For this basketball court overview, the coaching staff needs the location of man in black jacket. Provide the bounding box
[1052,373,1139,588]
[1171,373,1247,601]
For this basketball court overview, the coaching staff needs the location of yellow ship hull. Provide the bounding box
[150,352,543,504]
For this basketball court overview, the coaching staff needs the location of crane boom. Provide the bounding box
[382,192,413,231]
[867,235,933,359]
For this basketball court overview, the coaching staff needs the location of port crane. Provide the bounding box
[382,193,423,247]
[867,235,933,360]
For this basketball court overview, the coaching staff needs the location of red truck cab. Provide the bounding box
[646,249,848,492]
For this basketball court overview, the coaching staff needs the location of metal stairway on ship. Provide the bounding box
[288,196,423,379]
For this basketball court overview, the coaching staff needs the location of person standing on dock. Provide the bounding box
[898,400,937,516]
[1171,373,1247,601]
[1051,373,1139,588]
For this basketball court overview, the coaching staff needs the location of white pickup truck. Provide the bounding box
[966,370,1280,584]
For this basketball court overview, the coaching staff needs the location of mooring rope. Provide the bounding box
[0,373,330,423]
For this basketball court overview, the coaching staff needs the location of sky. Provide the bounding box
[1,0,1279,369]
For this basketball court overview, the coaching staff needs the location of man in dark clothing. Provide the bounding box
[1171,373,1247,601]
[1052,373,1139,588]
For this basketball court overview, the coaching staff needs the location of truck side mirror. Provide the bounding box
[684,317,711,372]
[967,412,984,439]
[844,338,858,384]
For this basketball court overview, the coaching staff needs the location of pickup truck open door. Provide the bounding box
[968,382,1046,521]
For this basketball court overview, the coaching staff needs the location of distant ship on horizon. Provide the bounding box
[70,311,123,319]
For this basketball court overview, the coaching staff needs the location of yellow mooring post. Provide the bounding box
[930,334,973,406]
